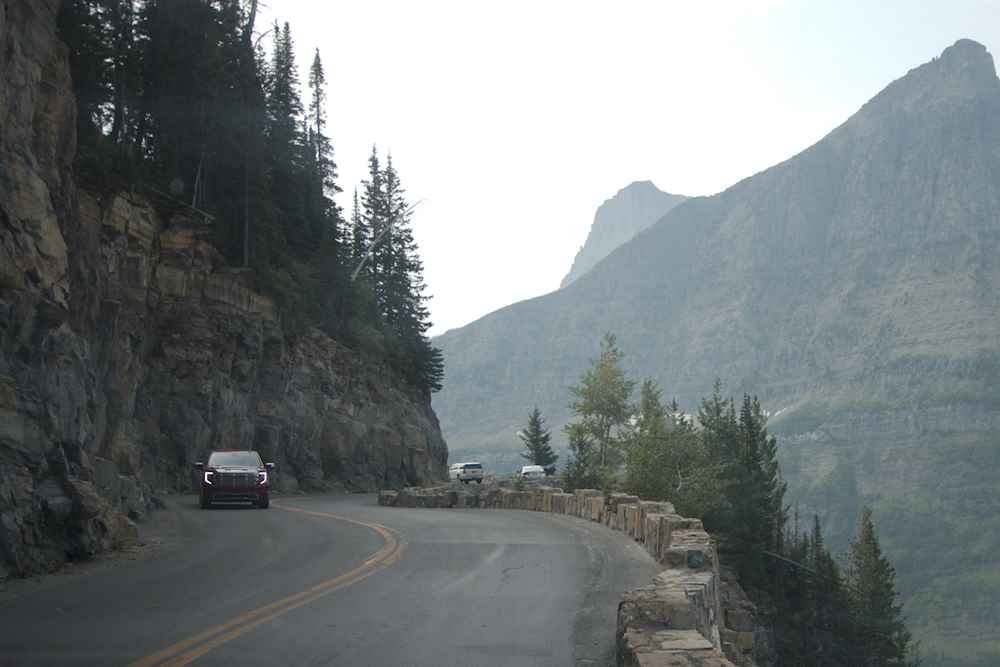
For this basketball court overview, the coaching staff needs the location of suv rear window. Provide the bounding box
[463,463,482,470]
[208,451,262,467]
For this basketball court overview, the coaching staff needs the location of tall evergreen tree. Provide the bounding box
[634,379,668,437]
[358,146,385,284]
[266,20,308,250]
[380,155,443,392]
[58,0,112,148]
[809,515,854,665]
[306,48,341,248]
[563,423,600,491]
[307,49,337,198]
[350,187,367,263]
[697,390,787,590]
[518,407,558,467]
[847,508,917,666]
[106,0,140,145]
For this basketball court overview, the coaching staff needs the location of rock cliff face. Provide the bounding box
[434,40,1000,663]
[0,0,446,578]
[560,181,686,288]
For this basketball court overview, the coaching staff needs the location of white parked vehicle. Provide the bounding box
[517,465,546,481]
[449,462,484,484]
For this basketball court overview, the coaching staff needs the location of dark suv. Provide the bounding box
[195,451,274,509]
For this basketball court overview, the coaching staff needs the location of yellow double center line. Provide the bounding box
[128,504,406,667]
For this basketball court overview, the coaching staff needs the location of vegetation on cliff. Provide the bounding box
[56,0,443,392]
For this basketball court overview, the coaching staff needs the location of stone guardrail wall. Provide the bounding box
[378,485,759,667]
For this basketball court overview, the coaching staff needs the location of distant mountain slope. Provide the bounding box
[560,181,686,287]
[434,40,1000,665]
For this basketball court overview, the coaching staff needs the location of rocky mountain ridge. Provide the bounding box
[560,181,686,288]
[0,0,446,578]
[434,39,1000,665]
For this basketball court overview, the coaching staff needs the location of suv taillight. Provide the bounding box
[204,470,214,485]
[258,470,267,485]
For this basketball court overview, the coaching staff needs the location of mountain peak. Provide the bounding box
[934,38,997,87]
[620,180,661,193]
[559,182,687,288]
[940,38,992,68]
[858,39,999,120]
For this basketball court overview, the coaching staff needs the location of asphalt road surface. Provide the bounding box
[0,493,659,667]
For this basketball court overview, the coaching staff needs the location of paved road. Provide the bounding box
[0,494,658,666]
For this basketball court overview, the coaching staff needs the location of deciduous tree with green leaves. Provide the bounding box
[625,380,721,518]
[567,332,634,470]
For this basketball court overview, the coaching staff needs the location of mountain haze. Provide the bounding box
[560,181,686,287]
[434,39,1000,664]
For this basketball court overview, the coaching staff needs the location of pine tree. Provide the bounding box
[378,154,405,324]
[635,379,668,437]
[625,379,669,497]
[697,391,787,590]
[106,0,140,145]
[563,423,600,491]
[697,379,738,461]
[808,515,854,665]
[379,155,443,392]
[358,146,385,285]
[519,407,558,467]
[847,508,917,666]
[306,48,341,247]
[307,50,329,186]
[350,187,367,263]
[58,0,112,148]
[266,21,308,250]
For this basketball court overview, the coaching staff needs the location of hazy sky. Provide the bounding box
[259,1,999,336]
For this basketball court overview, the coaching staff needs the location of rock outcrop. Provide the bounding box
[560,181,686,288]
[0,0,447,578]
[380,483,763,666]
[433,39,1000,661]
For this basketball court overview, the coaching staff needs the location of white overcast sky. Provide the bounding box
[259,1,999,336]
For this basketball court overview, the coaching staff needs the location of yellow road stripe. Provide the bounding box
[127,503,404,667]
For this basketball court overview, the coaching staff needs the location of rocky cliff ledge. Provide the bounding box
[0,0,447,578]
